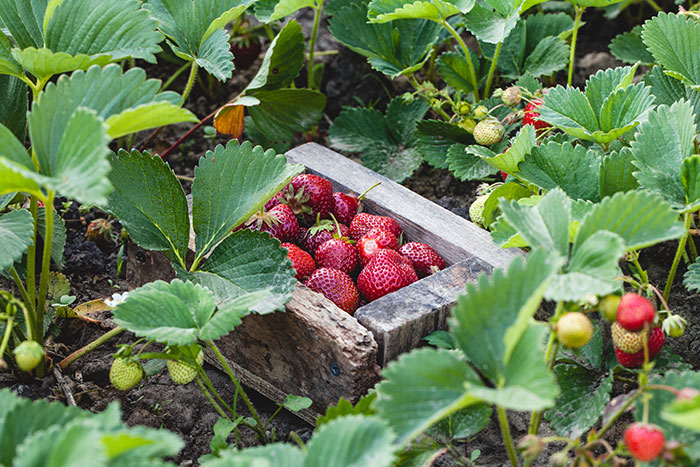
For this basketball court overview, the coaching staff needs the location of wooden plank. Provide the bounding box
[286,143,518,269]
[354,257,492,366]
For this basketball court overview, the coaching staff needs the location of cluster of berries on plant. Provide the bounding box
[242,174,446,314]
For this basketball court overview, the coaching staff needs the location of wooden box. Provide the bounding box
[127,143,518,424]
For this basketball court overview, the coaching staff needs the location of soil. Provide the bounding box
[2,3,697,466]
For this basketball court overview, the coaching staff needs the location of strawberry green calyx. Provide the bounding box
[110,357,144,391]
[662,313,687,338]
[556,312,593,349]
[473,117,505,146]
[13,341,45,372]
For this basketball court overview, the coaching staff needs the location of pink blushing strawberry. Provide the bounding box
[357,228,399,267]
[614,327,665,368]
[305,268,360,314]
[245,204,299,243]
[357,249,418,302]
[281,243,315,281]
[349,213,402,241]
[617,293,656,332]
[398,242,446,277]
[314,238,358,275]
[624,423,665,462]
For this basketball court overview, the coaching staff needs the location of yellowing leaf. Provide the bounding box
[214,104,245,137]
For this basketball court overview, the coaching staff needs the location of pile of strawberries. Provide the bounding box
[240,173,446,314]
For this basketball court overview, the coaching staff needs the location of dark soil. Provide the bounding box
[2,4,695,466]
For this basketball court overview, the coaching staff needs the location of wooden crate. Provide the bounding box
[127,143,519,424]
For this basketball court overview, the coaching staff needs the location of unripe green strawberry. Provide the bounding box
[469,195,488,226]
[473,105,489,119]
[458,102,472,115]
[556,312,593,349]
[458,117,477,133]
[473,117,505,145]
[501,87,522,107]
[13,341,44,372]
[598,294,620,322]
[110,357,143,391]
[662,314,687,338]
[167,349,204,385]
[611,321,645,354]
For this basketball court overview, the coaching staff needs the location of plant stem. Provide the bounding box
[645,0,662,11]
[442,20,479,101]
[26,196,39,308]
[198,365,236,416]
[161,62,191,92]
[196,377,230,420]
[591,391,641,441]
[484,41,502,98]
[9,266,34,317]
[567,5,585,87]
[208,341,266,441]
[497,406,519,467]
[307,0,325,90]
[35,191,56,349]
[629,252,648,285]
[181,62,198,103]
[663,212,691,302]
[59,326,125,369]
[0,315,14,359]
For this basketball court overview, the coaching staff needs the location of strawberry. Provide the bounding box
[332,182,381,225]
[473,117,505,146]
[617,293,655,331]
[499,171,508,181]
[305,267,360,314]
[614,327,665,368]
[662,314,687,338]
[501,86,522,107]
[13,341,44,372]
[469,194,488,226]
[473,105,489,119]
[357,228,399,267]
[303,219,350,255]
[281,242,316,281]
[86,218,114,246]
[245,204,300,243]
[624,423,665,462]
[349,213,402,241]
[598,294,621,322]
[523,99,551,131]
[278,174,334,225]
[314,238,358,275]
[556,312,593,349]
[611,321,646,354]
[110,357,144,391]
[398,242,445,277]
[458,117,477,133]
[357,249,418,302]
[167,349,204,385]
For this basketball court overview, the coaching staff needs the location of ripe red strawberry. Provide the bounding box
[305,267,360,314]
[281,242,316,281]
[357,228,399,267]
[523,98,551,131]
[86,218,114,247]
[398,242,445,277]
[617,293,656,331]
[624,423,665,462]
[499,171,508,181]
[332,182,381,225]
[614,327,665,368]
[279,174,334,225]
[357,249,418,302]
[303,219,350,255]
[315,238,358,275]
[349,213,402,241]
[245,204,300,243]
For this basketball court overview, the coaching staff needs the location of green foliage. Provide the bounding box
[0,0,162,82]
[645,66,700,127]
[246,21,305,92]
[328,1,441,77]
[463,0,521,45]
[609,25,654,65]
[368,0,474,23]
[538,65,655,145]
[683,256,700,293]
[255,0,316,23]
[329,97,430,182]
[317,392,377,427]
[435,49,482,94]
[415,119,476,169]
[0,210,33,272]
[0,389,182,466]
[642,13,700,90]
[0,75,27,140]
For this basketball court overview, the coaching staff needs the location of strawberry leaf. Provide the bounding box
[203,444,304,467]
[599,148,639,198]
[482,182,531,228]
[375,348,483,444]
[254,0,316,23]
[328,1,440,78]
[0,75,27,141]
[0,210,33,272]
[0,32,25,80]
[415,119,475,169]
[367,0,475,23]
[662,395,700,433]
[436,50,482,94]
[246,21,305,92]
[574,190,685,251]
[463,0,520,44]
[630,100,697,210]
[683,256,700,293]
[545,365,613,438]
[517,141,601,202]
[681,155,700,212]
[106,149,190,267]
[609,25,654,66]
[191,141,303,259]
[431,403,492,439]
[180,230,296,314]
[450,248,561,383]
[644,66,700,127]
[447,143,498,180]
[642,13,700,90]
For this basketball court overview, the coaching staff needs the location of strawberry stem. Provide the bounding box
[59,326,125,369]
[357,181,381,201]
[497,406,518,467]
[663,212,691,302]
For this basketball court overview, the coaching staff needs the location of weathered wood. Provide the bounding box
[214,285,380,424]
[286,143,518,269]
[354,256,493,366]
